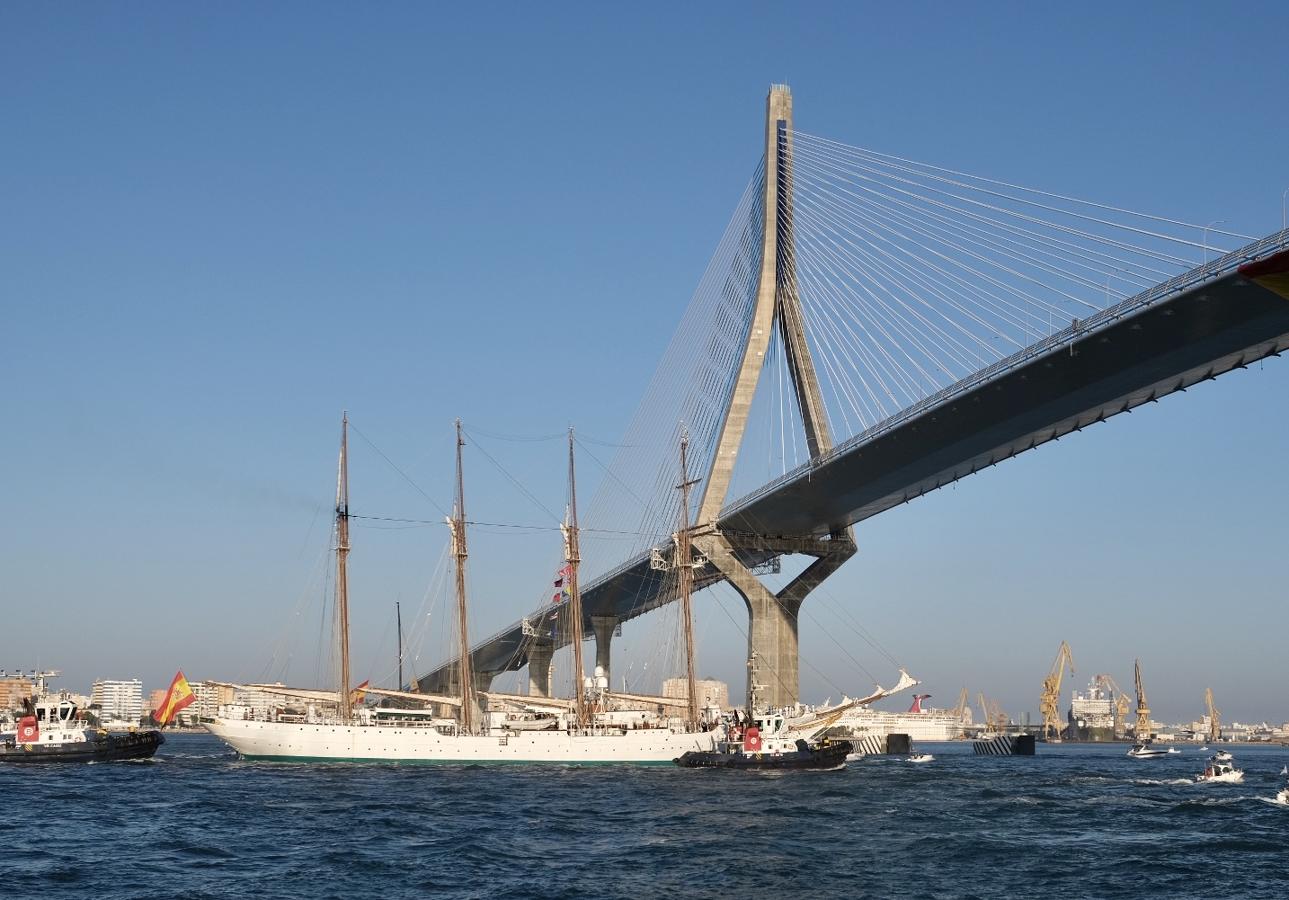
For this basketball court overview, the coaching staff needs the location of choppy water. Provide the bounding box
[3,735,1288,899]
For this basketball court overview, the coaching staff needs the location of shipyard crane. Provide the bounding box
[1133,659,1152,740]
[978,692,1008,734]
[1099,675,1133,739]
[1205,688,1221,743]
[953,687,969,738]
[1039,641,1075,742]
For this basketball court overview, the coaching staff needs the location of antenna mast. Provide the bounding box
[676,431,700,729]
[563,429,588,729]
[396,601,404,690]
[335,413,353,721]
[450,419,475,733]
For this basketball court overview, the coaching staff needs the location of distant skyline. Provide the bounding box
[4,3,1288,723]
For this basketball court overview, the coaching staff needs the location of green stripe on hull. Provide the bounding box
[239,754,676,766]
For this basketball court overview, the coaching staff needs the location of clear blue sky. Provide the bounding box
[4,3,1287,724]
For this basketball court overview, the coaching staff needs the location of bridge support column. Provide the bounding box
[526,642,554,698]
[696,531,855,709]
[591,616,617,683]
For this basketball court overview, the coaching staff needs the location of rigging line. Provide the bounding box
[573,436,654,519]
[790,141,1204,266]
[791,146,1179,286]
[347,513,652,536]
[792,164,1106,316]
[347,421,451,518]
[792,130,1258,241]
[460,426,563,525]
[461,424,567,443]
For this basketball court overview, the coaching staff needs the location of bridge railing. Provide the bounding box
[721,228,1289,521]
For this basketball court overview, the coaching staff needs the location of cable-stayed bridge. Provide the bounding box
[420,85,1289,707]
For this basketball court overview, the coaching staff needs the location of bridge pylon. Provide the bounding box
[692,85,855,710]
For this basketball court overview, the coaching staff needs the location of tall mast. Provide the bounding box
[563,428,588,728]
[676,431,700,729]
[450,419,475,733]
[335,413,353,721]
[396,601,404,690]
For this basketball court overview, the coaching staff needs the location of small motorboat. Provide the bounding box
[1212,749,1233,763]
[1126,743,1168,759]
[1195,756,1243,784]
[1166,747,1181,755]
[674,710,851,770]
[906,752,934,763]
[1198,746,1209,752]
[1,694,163,764]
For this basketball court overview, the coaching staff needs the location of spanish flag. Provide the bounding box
[155,670,196,726]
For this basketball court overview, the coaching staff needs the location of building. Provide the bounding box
[91,679,144,724]
[662,677,729,711]
[0,673,35,712]
[189,682,234,722]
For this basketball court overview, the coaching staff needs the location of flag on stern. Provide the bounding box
[154,670,196,725]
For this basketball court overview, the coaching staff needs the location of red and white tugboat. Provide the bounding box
[674,710,851,770]
[1,688,163,764]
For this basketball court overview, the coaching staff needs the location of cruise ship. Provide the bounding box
[829,689,968,742]
[1067,675,1121,741]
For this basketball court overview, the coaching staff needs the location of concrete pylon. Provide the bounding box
[591,616,617,682]
[526,642,554,697]
[692,85,856,709]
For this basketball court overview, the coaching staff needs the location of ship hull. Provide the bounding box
[0,730,163,763]
[674,740,852,770]
[206,719,716,764]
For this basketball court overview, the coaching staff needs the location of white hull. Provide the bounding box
[1196,771,1244,784]
[207,718,715,765]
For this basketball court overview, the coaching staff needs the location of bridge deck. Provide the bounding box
[421,232,1289,690]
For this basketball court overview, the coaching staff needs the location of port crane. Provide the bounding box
[953,687,969,738]
[978,692,1008,734]
[1039,641,1075,742]
[1205,688,1221,742]
[1133,659,1151,740]
[1098,675,1133,738]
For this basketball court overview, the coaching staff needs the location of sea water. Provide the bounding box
[2,735,1287,899]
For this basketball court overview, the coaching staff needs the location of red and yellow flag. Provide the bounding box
[155,670,196,725]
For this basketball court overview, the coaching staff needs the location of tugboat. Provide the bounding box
[1,693,163,764]
[1194,754,1244,784]
[674,710,851,770]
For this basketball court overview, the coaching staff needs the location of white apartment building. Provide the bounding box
[91,678,144,724]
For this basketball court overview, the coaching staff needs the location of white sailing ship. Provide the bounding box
[207,419,718,764]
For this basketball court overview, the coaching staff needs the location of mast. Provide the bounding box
[450,419,475,733]
[335,413,353,721]
[676,431,700,729]
[396,601,404,690]
[563,428,588,728]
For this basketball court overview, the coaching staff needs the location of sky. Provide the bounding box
[3,3,1288,724]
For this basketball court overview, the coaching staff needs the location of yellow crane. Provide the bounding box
[1133,659,1151,740]
[953,687,969,738]
[1205,688,1221,743]
[1039,641,1075,742]
[978,692,1008,734]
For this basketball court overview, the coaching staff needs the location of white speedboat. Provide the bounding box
[907,752,933,763]
[1195,757,1243,784]
[1212,749,1233,762]
[1166,747,1181,755]
[1126,743,1168,759]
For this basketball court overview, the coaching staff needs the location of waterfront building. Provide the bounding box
[189,682,234,722]
[90,679,144,724]
[662,677,729,711]
[0,674,35,711]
